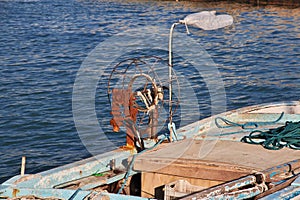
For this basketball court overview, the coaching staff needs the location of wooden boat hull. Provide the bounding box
[1,101,300,199]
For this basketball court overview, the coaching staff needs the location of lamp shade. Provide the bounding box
[180,11,233,31]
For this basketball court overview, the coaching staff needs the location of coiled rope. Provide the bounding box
[241,121,300,150]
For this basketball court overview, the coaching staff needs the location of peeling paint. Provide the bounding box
[12,188,19,198]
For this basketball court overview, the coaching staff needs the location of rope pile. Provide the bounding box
[241,121,300,150]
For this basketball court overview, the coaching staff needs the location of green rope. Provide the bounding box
[241,121,300,150]
[92,171,105,177]
[215,112,284,129]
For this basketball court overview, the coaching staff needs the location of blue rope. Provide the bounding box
[117,135,166,194]
[215,112,284,129]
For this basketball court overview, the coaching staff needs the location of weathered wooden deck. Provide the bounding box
[133,101,300,198]
[134,139,300,197]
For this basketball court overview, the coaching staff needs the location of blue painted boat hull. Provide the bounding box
[1,101,300,199]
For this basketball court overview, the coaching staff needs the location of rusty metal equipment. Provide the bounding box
[107,56,180,150]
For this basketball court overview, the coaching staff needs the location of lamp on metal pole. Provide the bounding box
[168,11,233,142]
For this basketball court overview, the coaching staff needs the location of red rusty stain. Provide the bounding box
[12,188,19,198]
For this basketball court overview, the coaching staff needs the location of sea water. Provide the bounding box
[0,0,299,183]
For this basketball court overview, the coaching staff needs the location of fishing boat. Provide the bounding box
[1,101,300,199]
[1,11,300,200]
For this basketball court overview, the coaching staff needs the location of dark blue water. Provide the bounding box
[0,0,299,183]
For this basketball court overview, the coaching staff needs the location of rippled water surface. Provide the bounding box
[0,0,299,183]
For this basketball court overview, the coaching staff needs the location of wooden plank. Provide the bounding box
[134,139,300,181]
[136,157,253,181]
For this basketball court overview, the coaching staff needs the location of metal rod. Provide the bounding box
[168,23,179,142]
[21,156,26,176]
